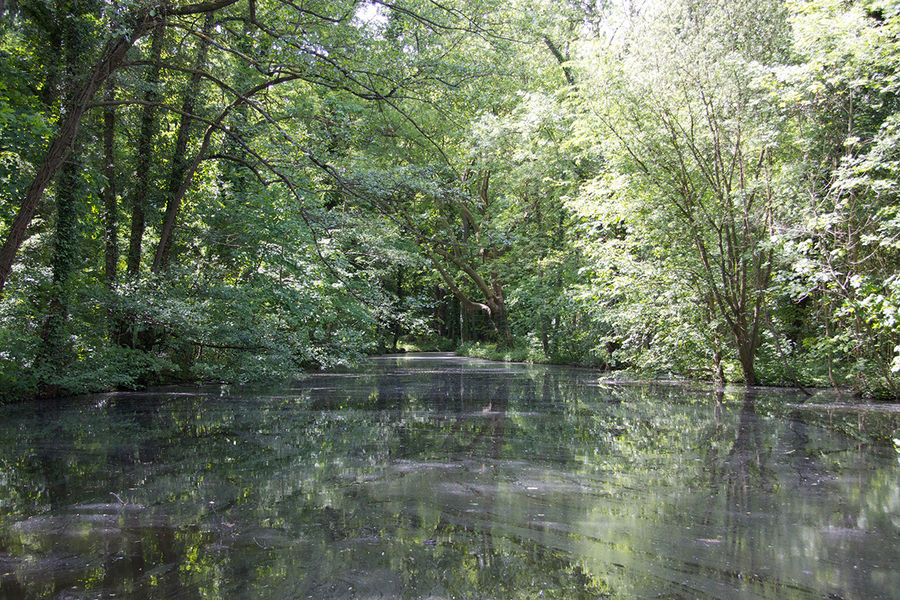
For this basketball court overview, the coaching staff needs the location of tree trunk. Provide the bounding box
[102,80,118,288]
[152,13,213,272]
[492,305,513,349]
[489,276,512,348]
[461,306,470,343]
[392,265,404,351]
[712,345,725,383]
[734,323,758,386]
[542,36,575,86]
[448,294,459,344]
[126,26,164,278]
[39,9,91,372]
[40,144,82,368]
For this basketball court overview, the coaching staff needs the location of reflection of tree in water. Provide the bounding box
[0,395,206,600]
[673,389,782,597]
[0,372,610,599]
[7,362,896,600]
[700,390,774,517]
[353,369,611,598]
[782,407,820,488]
[719,390,777,586]
[438,372,509,459]
[775,407,889,600]
[724,391,774,512]
[223,373,611,598]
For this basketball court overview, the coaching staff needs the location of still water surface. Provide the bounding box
[0,353,898,599]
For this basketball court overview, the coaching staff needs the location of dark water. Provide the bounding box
[1,353,898,600]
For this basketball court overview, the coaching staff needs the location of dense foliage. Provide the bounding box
[0,0,898,398]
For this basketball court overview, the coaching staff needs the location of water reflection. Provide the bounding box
[0,353,897,599]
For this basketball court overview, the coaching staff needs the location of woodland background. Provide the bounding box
[0,0,898,398]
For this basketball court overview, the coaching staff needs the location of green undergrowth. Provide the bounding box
[455,341,550,364]
[395,335,457,353]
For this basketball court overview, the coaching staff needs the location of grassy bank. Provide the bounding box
[454,341,554,365]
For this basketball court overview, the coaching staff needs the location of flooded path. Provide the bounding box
[1,353,897,599]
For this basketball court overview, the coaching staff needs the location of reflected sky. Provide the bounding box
[1,353,897,599]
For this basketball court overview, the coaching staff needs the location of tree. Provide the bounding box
[575,0,794,383]
[0,0,240,295]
